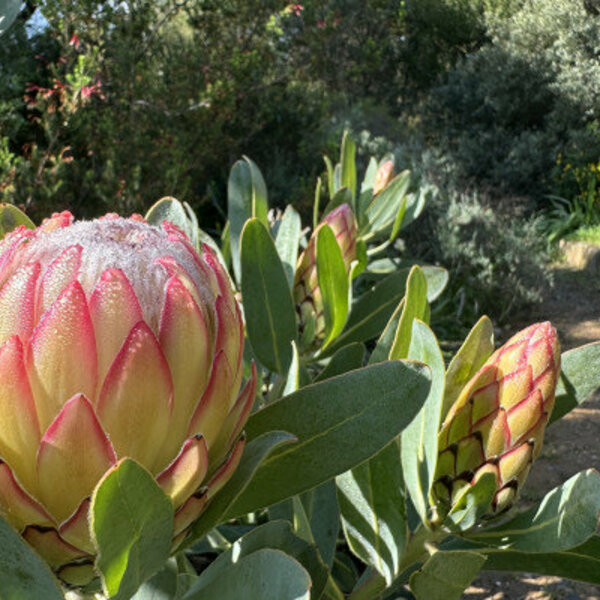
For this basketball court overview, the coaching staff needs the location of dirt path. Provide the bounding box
[466,267,600,599]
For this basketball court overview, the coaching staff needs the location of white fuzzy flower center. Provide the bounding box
[14,218,211,328]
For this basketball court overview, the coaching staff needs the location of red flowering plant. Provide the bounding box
[2,28,103,217]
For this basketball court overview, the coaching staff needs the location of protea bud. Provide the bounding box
[373,160,395,196]
[293,203,357,347]
[432,322,560,519]
[0,212,253,585]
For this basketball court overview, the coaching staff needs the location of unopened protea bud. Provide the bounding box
[373,160,395,196]
[432,322,560,519]
[0,212,254,585]
[293,203,357,348]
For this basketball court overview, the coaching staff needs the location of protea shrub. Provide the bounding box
[0,212,254,585]
[433,322,560,519]
[293,203,357,348]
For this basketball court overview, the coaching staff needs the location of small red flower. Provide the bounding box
[69,33,81,49]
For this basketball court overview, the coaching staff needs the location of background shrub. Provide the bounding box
[405,186,553,332]
[425,0,600,201]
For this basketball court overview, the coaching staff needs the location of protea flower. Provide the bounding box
[0,211,253,585]
[432,322,560,519]
[293,203,357,348]
[373,160,394,196]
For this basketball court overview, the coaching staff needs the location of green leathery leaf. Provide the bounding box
[0,203,35,239]
[360,156,378,194]
[241,219,297,373]
[313,176,323,229]
[131,558,179,600]
[327,266,447,355]
[340,131,357,204]
[220,220,231,268]
[401,320,445,525]
[400,186,428,232]
[333,552,360,593]
[369,299,405,365]
[271,484,341,575]
[465,470,600,552]
[300,480,340,569]
[226,360,431,517]
[421,266,449,302]
[145,196,197,247]
[283,341,301,397]
[326,269,411,353]
[184,521,327,600]
[358,156,378,225]
[0,516,64,600]
[324,155,335,199]
[362,171,410,235]
[314,342,365,382]
[275,205,301,289]
[410,550,486,600]
[323,186,352,219]
[446,472,496,532]
[316,223,349,350]
[227,157,269,283]
[390,266,429,360]
[91,458,174,600]
[552,341,600,423]
[443,316,495,419]
[336,439,407,585]
[388,194,408,243]
[182,432,295,549]
[291,495,314,543]
[0,0,21,36]
[475,535,600,585]
[333,163,342,194]
[182,549,311,600]
[354,239,368,279]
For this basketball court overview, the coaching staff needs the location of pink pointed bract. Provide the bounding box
[0,212,254,585]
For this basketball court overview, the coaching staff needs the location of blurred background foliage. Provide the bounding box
[2,0,600,327]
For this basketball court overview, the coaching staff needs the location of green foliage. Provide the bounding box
[426,0,600,200]
[410,550,486,600]
[91,459,174,599]
[0,516,64,600]
[241,218,297,374]
[228,360,431,516]
[564,224,600,244]
[409,188,553,328]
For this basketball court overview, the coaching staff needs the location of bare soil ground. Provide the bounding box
[466,267,600,599]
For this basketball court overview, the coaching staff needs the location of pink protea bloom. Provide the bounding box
[0,212,254,584]
[293,203,357,348]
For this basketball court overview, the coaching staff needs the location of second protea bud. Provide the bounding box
[432,322,560,520]
[373,160,395,195]
[293,203,357,349]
